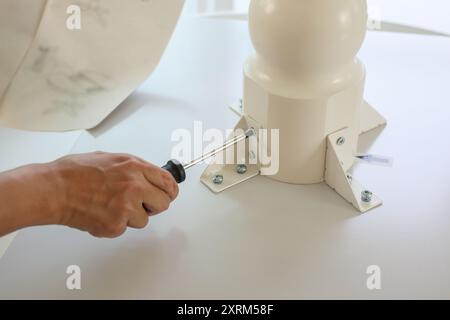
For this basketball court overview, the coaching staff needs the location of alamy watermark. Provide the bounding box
[366,265,382,290]
[66,5,81,30]
[66,265,82,290]
[170,121,280,176]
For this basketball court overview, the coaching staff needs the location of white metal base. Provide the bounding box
[325,127,382,213]
[201,161,260,193]
[200,100,386,213]
[360,100,387,134]
[200,115,261,193]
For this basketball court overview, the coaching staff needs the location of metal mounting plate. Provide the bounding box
[201,162,260,193]
[360,100,387,134]
[325,128,382,213]
[200,115,261,193]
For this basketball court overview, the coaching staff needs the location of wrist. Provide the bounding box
[11,163,66,226]
[0,163,65,236]
[36,162,69,226]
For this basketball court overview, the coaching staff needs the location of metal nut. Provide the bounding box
[236,164,248,175]
[212,174,224,185]
[361,190,373,203]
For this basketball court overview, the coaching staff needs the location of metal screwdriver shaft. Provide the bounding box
[183,128,255,170]
[162,128,256,184]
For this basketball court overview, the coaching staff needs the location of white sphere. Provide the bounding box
[249,0,368,73]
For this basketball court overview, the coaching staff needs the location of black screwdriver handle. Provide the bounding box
[162,159,186,184]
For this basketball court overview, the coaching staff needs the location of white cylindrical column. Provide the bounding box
[244,0,368,184]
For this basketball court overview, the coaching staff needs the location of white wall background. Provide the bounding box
[184,0,250,13]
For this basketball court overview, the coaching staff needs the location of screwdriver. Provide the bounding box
[161,128,256,183]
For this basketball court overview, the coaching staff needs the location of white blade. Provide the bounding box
[373,21,450,37]
[198,13,450,38]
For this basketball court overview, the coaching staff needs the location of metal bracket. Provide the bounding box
[200,115,261,193]
[360,100,387,134]
[201,101,385,212]
[325,127,382,213]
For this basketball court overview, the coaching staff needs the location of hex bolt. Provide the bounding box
[336,137,346,146]
[236,164,248,175]
[212,174,224,185]
[361,190,373,203]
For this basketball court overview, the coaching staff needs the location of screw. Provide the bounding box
[347,174,353,183]
[212,174,224,185]
[361,190,373,203]
[236,164,248,174]
[337,137,346,146]
[239,99,243,110]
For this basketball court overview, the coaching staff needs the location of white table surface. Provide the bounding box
[0,15,449,299]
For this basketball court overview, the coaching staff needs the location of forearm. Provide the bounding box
[0,164,63,237]
[0,153,178,239]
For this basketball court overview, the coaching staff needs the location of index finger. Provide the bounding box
[141,163,179,201]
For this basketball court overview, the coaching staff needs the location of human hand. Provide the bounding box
[49,152,179,238]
